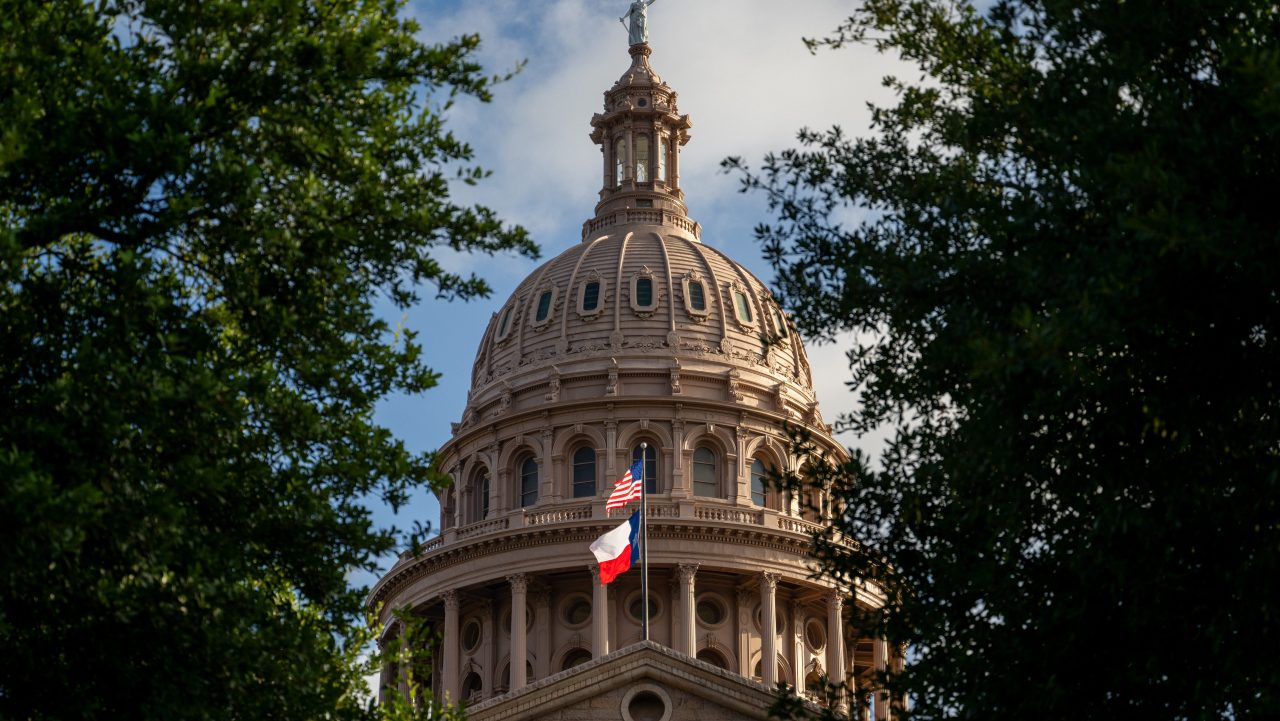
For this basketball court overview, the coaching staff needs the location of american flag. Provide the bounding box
[605,460,645,510]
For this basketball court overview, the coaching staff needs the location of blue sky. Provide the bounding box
[358,0,911,585]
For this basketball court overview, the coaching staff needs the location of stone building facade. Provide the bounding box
[368,35,901,721]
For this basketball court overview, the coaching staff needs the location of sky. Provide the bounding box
[360,0,913,581]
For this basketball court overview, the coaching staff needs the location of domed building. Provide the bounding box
[369,26,900,721]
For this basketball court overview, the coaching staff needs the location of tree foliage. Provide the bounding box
[0,0,535,718]
[731,1,1280,719]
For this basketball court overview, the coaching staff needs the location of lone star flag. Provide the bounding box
[605,459,644,510]
[589,510,640,584]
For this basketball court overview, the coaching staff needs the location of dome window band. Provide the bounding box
[475,471,490,521]
[750,459,768,507]
[693,446,718,498]
[631,444,658,493]
[572,447,596,498]
[635,135,650,182]
[520,457,539,507]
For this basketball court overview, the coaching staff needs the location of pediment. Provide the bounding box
[466,641,790,721]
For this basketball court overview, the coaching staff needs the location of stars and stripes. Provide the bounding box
[605,459,644,510]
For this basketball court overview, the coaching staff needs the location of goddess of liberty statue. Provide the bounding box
[620,0,658,46]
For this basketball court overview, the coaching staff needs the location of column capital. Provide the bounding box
[441,588,460,611]
[736,587,755,606]
[507,573,529,594]
[588,563,602,584]
[677,562,700,583]
[759,571,781,593]
[825,587,845,610]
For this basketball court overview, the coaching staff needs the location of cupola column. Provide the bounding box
[508,573,529,689]
[441,590,460,701]
[590,564,609,658]
[760,572,780,687]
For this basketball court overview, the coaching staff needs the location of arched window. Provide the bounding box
[635,135,650,182]
[474,470,490,521]
[519,457,538,507]
[462,672,483,701]
[582,281,600,311]
[615,138,626,185]
[696,648,728,670]
[535,290,552,322]
[572,447,596,498]
[750,459,768,507]
[631,444,658,494]
[658,138,669,181]
[693,446,718,498]
[562,648,592,671]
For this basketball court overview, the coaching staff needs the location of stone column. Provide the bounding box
[826,589,847,710]
[736,588,753,678]
[677,563,699,656]
[873,637,888,721]
[671,418,687,497]
[791,599,805,688]
[508,574,528,689]
[760,572,780,687]
[441,590,460,702]
[540,429,554,505]
[532,587,550,681]
[605,419,618,479]
[590,564,608,658]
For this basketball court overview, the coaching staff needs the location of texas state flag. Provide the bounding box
[589,510,641,585]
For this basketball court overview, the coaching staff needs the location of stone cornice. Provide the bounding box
[368,516,831,614]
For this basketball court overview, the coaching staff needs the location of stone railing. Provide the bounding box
[695,505,764,525]
[581,209,701,241]
[777,515,825,536]
[526,504,593,526]
[456,516,510,540]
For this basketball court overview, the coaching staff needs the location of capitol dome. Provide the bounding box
[371,38,898,721]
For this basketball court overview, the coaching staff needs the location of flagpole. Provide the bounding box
[640,441,649,643]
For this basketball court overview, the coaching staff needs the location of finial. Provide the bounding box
[620,0,658,46]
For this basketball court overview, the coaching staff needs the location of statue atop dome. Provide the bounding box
[620,0,658,46]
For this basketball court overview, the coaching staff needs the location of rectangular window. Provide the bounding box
[688,281,706,311]
[636,278,653,307]
[583,282,600,311]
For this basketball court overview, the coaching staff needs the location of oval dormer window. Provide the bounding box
[688,281,706,312]
[535,291,552,322]
[583,281,600,312]
[772,307,787,337]
[636,277,653,307]
[497,306,513,338]
[733,290,753,324]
